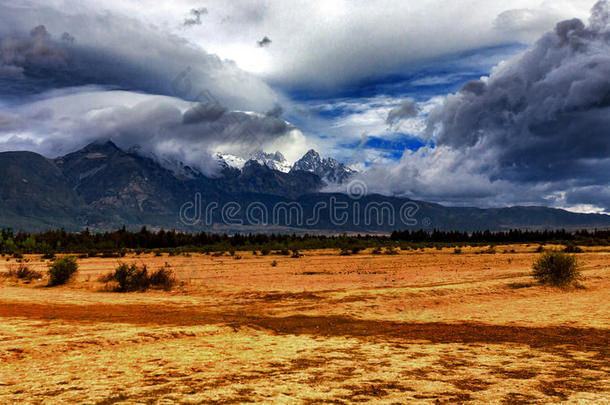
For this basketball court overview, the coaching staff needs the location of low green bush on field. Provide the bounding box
[532,250,581,287]
[48,257,78,286]
[100,263,176,292]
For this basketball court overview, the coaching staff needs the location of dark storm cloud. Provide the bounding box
[61,32,75,44]
[0,4,278,112]
[565,185,610,210]
[354,1,610,211]
[265,106,283,118]
[0,89,296,175]
[182,101,228,123]
[0,25,67,78]
[386,99,419,127]
[423,0,610,204]
[257,36,272,47]
[184,7,208,26]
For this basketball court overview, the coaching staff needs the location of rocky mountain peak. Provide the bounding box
[247,150,291,173]
[291,149,354,184]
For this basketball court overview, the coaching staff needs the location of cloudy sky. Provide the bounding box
[1,0,609,213]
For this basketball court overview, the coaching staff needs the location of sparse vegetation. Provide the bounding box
[384,247,399,255]
[563,243,584,253]
[47,257,78,286]
[100,263,176,292]
[532,250,581,287]
[3,264,42,281]
[271,260,278,267]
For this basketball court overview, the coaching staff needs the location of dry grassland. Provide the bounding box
[0,245,609,404]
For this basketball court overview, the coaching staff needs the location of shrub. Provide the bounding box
[339,248,352,256]
[48,257,78,286]
[271,260,278,267]
[384,247,399,255]
[291,249,302,258]
[99,263,176,292]
[261,249,270,256]
[453,248,462,254]
[234,254,243,260]
[41,252,55,260]
[563,243,584,253]
[4,264,42,281]
[148,264,176,291]
[107,263,149,292]
[480,246,496,254]
[372,247,383,255]
[532,250,581,287]
[101,251,121,258]
[101,263,176,292]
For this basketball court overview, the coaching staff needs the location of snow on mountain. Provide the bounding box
[291,149,355,184]
[248,151,292,173]
[216,153,247,170]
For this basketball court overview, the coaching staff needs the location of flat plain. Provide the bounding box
[0,245,609,404]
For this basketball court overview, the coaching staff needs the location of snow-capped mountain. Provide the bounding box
[291,149,355,184]
[247,151,292,173]
[216,153,246,170]
[215,149,354,184]
[216,151,291,173]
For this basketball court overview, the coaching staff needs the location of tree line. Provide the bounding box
[0,227,608,255]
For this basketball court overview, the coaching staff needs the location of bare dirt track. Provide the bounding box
[0,245,609,404]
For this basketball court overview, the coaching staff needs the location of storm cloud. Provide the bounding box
[0,88,303,176]
[0,1,278,112]
[386,99,419,128]
[358,1,610,212]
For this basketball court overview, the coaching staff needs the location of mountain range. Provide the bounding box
[1,141,609,233]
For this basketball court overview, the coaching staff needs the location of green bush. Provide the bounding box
[101,263,176,292]
[339,248,352,256]
[453,248,462,254]
[532,250,581,287]
[148,264,176,291]
[48,257,78,286]
[563,243,584,253]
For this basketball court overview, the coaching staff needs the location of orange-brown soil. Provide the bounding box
[0,245,608,404]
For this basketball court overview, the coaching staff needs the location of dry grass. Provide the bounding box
[0,245,609,404]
